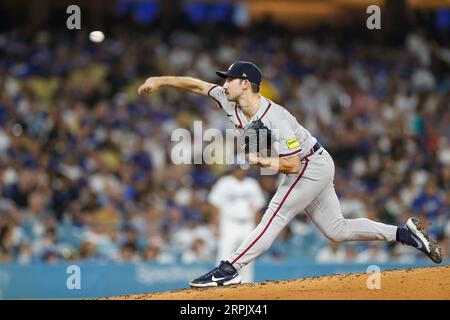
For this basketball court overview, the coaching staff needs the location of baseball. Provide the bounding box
[89,31,105,43]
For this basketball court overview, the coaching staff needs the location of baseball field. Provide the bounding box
[104,266,450,300]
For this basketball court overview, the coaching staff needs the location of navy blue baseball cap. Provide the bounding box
[216,61,262,86]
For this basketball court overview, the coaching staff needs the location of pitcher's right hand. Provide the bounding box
[138,77,161,95]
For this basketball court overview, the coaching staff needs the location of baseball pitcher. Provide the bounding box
[138,61,442,288]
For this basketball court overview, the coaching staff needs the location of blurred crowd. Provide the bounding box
[0,23,449,265]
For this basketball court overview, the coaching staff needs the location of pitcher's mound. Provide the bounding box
[104,265,450,300]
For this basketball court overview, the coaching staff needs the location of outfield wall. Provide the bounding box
[0,259,444,299]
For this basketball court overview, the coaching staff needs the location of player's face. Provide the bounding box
[223,77,244,101]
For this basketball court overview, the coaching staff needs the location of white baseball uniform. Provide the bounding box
[208,85,398,270]
[208,174,266,283]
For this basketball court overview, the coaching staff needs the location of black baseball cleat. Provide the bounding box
[189,260,241,288]
[403,217,443,264]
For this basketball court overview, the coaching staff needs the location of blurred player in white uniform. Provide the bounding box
[208,165,266,283]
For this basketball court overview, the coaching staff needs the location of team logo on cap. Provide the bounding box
[242,73,247,77]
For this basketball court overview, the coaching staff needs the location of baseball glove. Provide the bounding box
[243,119,272,155]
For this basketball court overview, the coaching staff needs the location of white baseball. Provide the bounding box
[89,31,105,43]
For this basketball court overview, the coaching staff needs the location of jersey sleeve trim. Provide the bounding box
[207,85,218,96]
[279,148,302,158]
[207,85,223,109]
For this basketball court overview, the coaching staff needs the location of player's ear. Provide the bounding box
[243,79,250,90]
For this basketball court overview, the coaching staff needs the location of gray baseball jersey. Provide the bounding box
[208,85,317,158]
[208,85,398,270]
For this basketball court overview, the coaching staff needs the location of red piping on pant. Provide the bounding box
[230,149,314,266]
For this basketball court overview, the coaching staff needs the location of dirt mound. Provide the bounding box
[104,266,450,300]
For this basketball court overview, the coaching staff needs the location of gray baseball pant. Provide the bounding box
[228,147,398,270]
